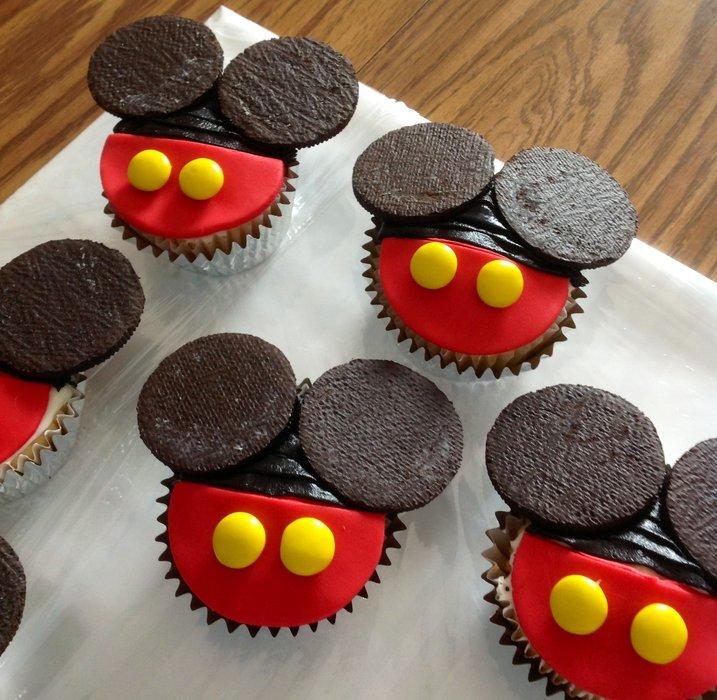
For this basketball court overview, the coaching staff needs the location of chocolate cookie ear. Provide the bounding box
[0,240,145,381]
[486,384,665,533]
[352,123,495,221]
[0,537,25,658]
[493,148,637,269]
[298,359,463,512]
[88,16,223,118]
[137,334,296,476]
[665,439,717,582]
[218,37,358,149]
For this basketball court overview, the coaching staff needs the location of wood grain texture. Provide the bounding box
[2,0,715,278]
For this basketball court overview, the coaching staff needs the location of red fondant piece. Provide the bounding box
[167,483,386,628]
[379,238,570,355]
[0,370,51,463]
[511,531,717,700]
[101,134,285,238]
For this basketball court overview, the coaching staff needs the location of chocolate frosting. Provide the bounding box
[115,92,296,162]
[378,188,587,286]
[182,384,342,506]
[532,498,716,594]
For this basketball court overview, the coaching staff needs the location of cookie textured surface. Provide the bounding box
[138,334,296,475]
[299,359,463,512]
[486,384,665,532]
[494,148,637,269]
[88,15,223,118]
[0,537,25,657]
[352,123,495,221]
[666,438,717,582]
[219,37,358,149]
[0,239,144,381]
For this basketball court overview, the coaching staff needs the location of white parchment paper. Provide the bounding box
[0,7,715,699]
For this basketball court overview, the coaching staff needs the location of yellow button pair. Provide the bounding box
[408,241,524,308]
[212,512,335,577]
[549,574,688,664]
[127,149,224,200]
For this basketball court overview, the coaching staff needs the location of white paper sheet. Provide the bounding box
[0,7,715,699]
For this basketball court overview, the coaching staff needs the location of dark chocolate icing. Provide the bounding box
[183,382,342,506]
[115,92,296,163]
[531,498,715,594]
[378,188,587,286]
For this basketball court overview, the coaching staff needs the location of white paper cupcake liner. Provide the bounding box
[104,163,298,276]
[0,377,85,501]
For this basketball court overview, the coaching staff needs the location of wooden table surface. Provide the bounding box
[2,0,715,278]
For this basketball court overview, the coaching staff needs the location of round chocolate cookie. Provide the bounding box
[138,334,296,475]
[665,438,717,582]
[219,37,358,149]
[352,123,495,221]
[88,16,223,118]
[299,359,463,512]
[486,384,665,533]
[0,239,144,381]
[494,147,637,269]
[0,537,25,657]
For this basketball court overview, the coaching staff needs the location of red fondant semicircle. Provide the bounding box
[167,483,387,628]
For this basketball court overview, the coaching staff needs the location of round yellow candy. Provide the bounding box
[179,158,224,200]
[549,574,608,635]
[630,603,688,664]
[409,242,458,290]
[127,149,171,191]
[280,517,335,577]
[212,512,265,569]
[476,259,524,308]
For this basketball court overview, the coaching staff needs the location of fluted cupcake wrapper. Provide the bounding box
[0,377,85,501]
[362,232,585,379]
[155,475,406,637]
[104,163,298,276]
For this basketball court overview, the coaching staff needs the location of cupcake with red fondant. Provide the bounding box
[88,16,359,274]
[353,123,637,377]
[137,333,463,635]
[482,384,717,699]
[0,239,144,498]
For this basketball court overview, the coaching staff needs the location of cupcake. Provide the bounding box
[482,384,717,699]
[137,333,463,635]
[88,16,359,274]
[0,239,145,498]
[0,537,25,657]
[352,123,637,377]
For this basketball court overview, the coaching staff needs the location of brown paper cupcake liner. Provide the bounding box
[362,232,586,378]
[0,377,85,501]
[482,512,717,700]
[155,475,406,637]
[103,162,298,275]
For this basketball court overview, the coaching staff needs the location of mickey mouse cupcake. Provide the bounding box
[482,385,716,699]
[88,16,359,274]
[137,334,463,636]
[0,239,145,498]
[0,537,25,657]
[353,123,637,377]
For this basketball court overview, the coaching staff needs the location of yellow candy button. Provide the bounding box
[280,517,335,576]
[127,149,171,191]
[549,574,608,635]
[476,259,524,308]
[212,512,265,569]
[409,241,458,290]
[630,603,688,664]
[179,158,224,200]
